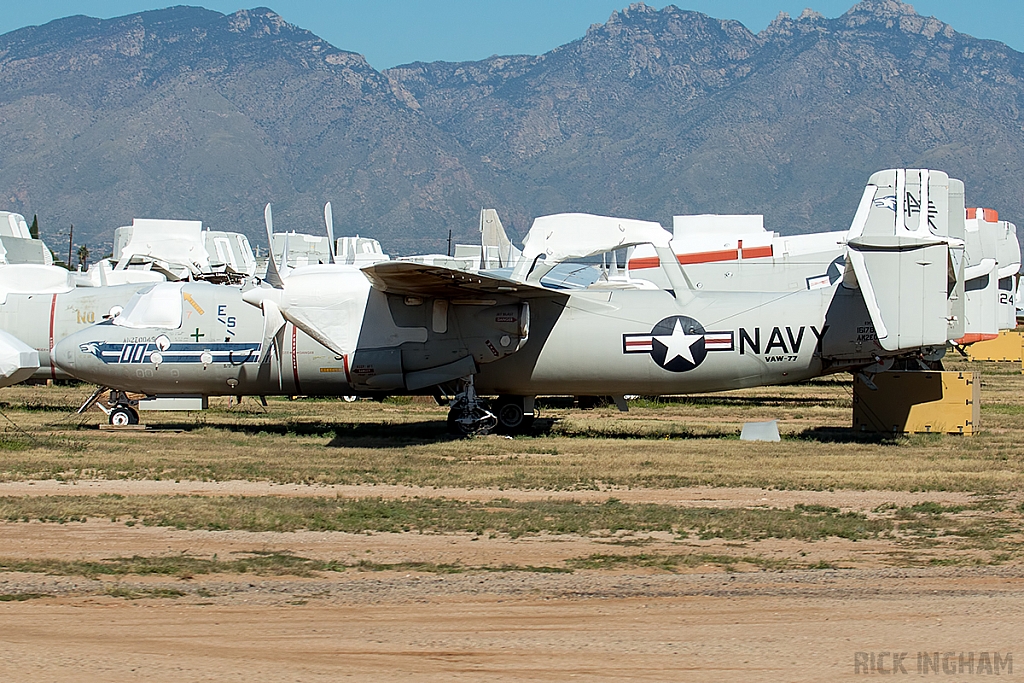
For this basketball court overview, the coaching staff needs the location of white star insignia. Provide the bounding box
[653,319,703,365]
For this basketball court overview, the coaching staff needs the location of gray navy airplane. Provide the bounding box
[54,169,1004,433]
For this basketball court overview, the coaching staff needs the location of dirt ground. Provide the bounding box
[0,483,1021,682]
[1,565,1022,681]
[0,478,983,508]
[1,369,1022,681]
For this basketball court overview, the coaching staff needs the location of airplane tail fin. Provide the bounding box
[844,169,965,353]
[480,209,521,268]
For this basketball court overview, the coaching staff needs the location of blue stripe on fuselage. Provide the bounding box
[80,341,261,365]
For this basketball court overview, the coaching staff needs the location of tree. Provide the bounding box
[77,244,90,270]
[29,215,38,240]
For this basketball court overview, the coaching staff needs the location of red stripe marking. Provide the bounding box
[48,293,58,380]
[291,324,302,394]
[342,353,351,384]
[629,245,774,270]
[956,333,1000,345]
[968,208,1000,223]
[677,248,739,265]
[741,245,773,259]
[628,256,661,270]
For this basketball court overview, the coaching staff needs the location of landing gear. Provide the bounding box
[447,376,496,436]
[494,395,535,434]
[78,389,142,426]
[109,404,140,426]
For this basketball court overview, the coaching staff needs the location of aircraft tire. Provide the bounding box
[109,405,139,426]
[495,396,532,434]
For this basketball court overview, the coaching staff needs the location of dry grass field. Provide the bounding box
[0,360,1022,681]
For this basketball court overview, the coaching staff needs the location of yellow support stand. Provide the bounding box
[852,371,980,435]
[966,330,1024,362]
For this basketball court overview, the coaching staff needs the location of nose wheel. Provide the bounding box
[446,375,496,436]
[109,404,140,426]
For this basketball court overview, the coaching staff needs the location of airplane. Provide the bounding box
[0,215,282,386]
[242,167,982,433]
[52,169,998,436]
[47,206,394,423]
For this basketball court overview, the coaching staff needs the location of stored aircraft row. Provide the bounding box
[30,168,1021,433]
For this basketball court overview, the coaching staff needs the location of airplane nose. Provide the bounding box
[52,334,78,375]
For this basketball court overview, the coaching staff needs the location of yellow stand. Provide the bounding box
[853,371,979,435]
[966,330,1024,362]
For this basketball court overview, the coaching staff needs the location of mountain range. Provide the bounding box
[0,0,1022,255]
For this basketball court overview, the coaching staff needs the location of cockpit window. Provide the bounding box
[113,282,185,329]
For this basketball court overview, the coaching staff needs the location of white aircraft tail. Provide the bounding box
[844,169,965,353]
[479,209,521,269]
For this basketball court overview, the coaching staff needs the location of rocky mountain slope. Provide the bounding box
[1,0,1022,253]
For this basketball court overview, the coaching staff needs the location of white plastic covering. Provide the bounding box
[0,264,75,304]
[115,219,211,274]
[72,259,167,287]
[204,231,257,275]
[113,282,185,330]
[335,236,389,266]
[673,214,765,238]
[0,212,31,239]
[0,329,39,388]
[522,213,671,262]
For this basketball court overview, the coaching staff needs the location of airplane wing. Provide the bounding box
[362,261,566,300]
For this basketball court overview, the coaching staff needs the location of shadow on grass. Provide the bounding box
[0,400,81,414]
[638,395,848,408]
[794,426,903,444]
[153,416,738,443]
[530,418,736,441]
[152,419,458,446]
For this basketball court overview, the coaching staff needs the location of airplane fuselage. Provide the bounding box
[54,278,882,399]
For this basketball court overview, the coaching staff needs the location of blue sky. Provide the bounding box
[2,1,1021,69]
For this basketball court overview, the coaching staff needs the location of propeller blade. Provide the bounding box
[259,297,286,368]
[263,203,285,289]
[258,296,288,391]
[324,202,336,264]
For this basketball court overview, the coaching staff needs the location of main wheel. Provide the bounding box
[495,396,533,434]
[109,405,139,426]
